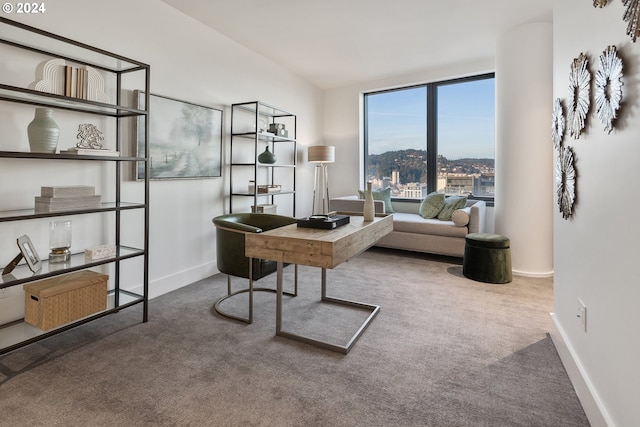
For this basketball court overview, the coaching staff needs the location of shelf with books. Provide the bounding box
[0,84,146,117]
[230,101,297,216]
[0,17,150,356]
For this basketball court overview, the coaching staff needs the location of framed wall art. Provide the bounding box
[136,92,222,180]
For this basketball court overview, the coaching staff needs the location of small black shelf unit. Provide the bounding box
[229,101,297,215]
[0,17,150,355]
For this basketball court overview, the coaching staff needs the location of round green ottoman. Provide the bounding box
[463,233,512,284]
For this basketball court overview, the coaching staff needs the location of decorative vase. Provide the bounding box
[27,108,60,153]
[363,181,375,221]
[258,146,276,164]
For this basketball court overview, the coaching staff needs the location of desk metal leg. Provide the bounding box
[275,262,380,354]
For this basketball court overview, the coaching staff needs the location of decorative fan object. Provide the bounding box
[623,0,640,42]
[594,45,623,134]
[593,0,608,7]
[567,53,591,139]
[32,58,65,95]
[552,98,565,149]
[556,146,577,220]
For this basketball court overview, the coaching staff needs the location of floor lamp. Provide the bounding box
[308,145,335,216]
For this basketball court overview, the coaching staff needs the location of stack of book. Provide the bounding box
[35,186,101,213]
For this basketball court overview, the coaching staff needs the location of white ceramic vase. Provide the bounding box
[363,181,375,221]
[28,108,60,153]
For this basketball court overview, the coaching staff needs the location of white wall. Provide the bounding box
[551,1,640,426]
[0,0,323,322]
[495,23,554,277]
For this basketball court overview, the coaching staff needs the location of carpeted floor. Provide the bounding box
[0,248,589,426]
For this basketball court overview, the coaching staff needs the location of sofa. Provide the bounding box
[329,195,486,258]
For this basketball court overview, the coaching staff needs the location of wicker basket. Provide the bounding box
[23,270,108,331]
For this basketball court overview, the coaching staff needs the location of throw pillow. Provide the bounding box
[437,196,468,221]
[451,208,470,226]
[418,192,445,218]
[358,187,395,213]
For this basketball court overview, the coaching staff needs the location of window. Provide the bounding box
[364,74,495,201]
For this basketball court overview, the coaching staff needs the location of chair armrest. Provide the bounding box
[329,196,385,214]
[213,213,295,234]
[213,219,263,234]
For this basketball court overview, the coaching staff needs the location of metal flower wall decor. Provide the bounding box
[556,146,577,220]
[623,0,640,42]
[567,53,591,139]
[552,98,565,149]
[594,45,623,134]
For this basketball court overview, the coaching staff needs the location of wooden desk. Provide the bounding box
[246,215,393,354]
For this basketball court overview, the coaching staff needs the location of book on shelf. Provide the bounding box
[63,66,90,99]
[41,185,95,198]
[64,66,72,97]
[34,195,101,213]
[60,147,120,157]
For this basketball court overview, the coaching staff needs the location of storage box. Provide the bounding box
[23,270,108,331]
[40,185,95,198]
[251,204,277,214]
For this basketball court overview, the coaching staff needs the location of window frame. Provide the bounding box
[363,72,495,205]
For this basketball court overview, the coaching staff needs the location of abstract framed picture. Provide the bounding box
[136,92,222,180]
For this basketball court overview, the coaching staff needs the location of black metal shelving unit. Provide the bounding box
[0,17,150,355]
[229,101,297,216]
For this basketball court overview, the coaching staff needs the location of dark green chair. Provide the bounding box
[212,213,297,323]
[463,233,512,284]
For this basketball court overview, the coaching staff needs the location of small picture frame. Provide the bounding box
[17,235,42,273]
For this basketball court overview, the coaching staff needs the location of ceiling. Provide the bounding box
[160,0,552,89]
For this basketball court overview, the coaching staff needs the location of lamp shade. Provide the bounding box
[308,145,335,163]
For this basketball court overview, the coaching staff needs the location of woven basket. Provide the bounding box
[23,270,108,331]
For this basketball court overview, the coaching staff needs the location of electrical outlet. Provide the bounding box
[577,299,587,332]
[0,288,8,299]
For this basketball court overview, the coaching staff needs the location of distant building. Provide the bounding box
[401,182,427,198]
[438,174,473,195]
[474,173,495,196]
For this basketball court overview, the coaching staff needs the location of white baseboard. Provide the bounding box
[512,269,554,278]
[126,261,218,299]
[549,313,612,427]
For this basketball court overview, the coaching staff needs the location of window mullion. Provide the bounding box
[426,83,438,194]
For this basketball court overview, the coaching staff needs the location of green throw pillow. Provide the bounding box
[437,196,468,220]
[419,192,445,218]
[358,187,394,213]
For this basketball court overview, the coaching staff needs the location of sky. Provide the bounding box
[366,77,495,159]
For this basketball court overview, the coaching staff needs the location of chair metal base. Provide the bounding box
[275,263,380,354]
[214,264,298,324]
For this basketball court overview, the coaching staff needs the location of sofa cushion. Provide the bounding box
[391,213,468,238]
[452,207,470,226]
[438,196,468,220]
[358,187,395,213]
[418,192,445,218]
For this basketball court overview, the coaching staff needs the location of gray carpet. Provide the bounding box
[0,248,589,426]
